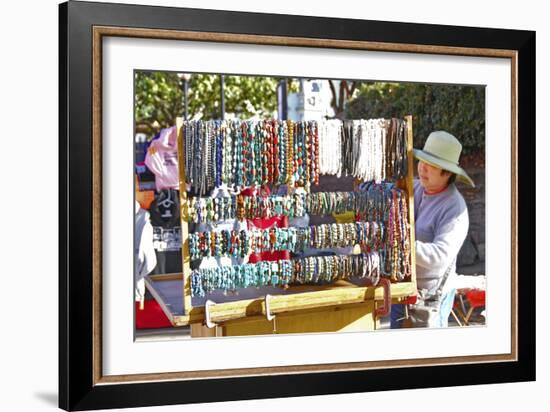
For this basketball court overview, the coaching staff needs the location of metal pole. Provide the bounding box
[178,73,191,120]
[220,75,225,120]
[277,79,288,120]
[183,78,189,120]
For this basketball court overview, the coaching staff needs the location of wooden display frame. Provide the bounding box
[145,115,417,328]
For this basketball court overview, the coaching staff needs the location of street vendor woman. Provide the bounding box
[391,131,475,328]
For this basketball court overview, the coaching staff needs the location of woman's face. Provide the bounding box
[417,161,451,193]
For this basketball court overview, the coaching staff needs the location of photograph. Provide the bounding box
[134,71,487,338]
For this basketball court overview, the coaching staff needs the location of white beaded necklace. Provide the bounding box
[318,119,342,177]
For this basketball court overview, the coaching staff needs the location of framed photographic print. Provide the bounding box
[59,0,535,410]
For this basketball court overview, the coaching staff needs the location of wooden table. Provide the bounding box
[145,273,416,337]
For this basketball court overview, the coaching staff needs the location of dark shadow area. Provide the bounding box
[34,392,58,407]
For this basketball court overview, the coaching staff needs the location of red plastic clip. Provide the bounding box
[403,294,417,305]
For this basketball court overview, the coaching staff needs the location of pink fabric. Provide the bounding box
[144,126,179,190]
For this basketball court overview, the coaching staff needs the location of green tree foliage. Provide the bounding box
[345,82,485,153]
[135,71,298,138]
[188,74,282,120]
[134,72,182,136]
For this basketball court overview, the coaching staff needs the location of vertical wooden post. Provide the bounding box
[176,117,193,315]
[405,115,417,293]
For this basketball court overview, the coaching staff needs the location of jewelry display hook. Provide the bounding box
[375,278,392,318]
[204,299,217,329]
[265,294,275,321]
[265,294,277,333]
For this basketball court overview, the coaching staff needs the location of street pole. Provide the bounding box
[183,79,189,120]
[220,74,225,120]
[277,78,288,120]
[178,73,191,120]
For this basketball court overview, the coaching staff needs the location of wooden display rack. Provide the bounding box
[145,116,417,336]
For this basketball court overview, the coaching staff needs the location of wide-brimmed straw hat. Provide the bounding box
[413,131,475,187]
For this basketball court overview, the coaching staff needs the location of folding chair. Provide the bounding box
[453,288,486,326]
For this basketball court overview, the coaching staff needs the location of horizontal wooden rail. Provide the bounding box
[145,276,416,326]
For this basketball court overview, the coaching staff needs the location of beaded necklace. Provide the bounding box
[182,119,413,284]
[214,121,223,188]
[183,122,192,190]
[264,120,273,185]
[312,121,320,185]
[243,121,253,186]
[254,121,262,185]
[274,121,281,184]
[190,251,382,297]
[188,221,394,260]
[222,121,232,186]
[182,118,408,193]
[286,120,294,185]
[304,122,311,190]
[207,121,216,193]
[231,121,240,187]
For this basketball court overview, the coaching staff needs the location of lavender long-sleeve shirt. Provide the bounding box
[413,180,469,292]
